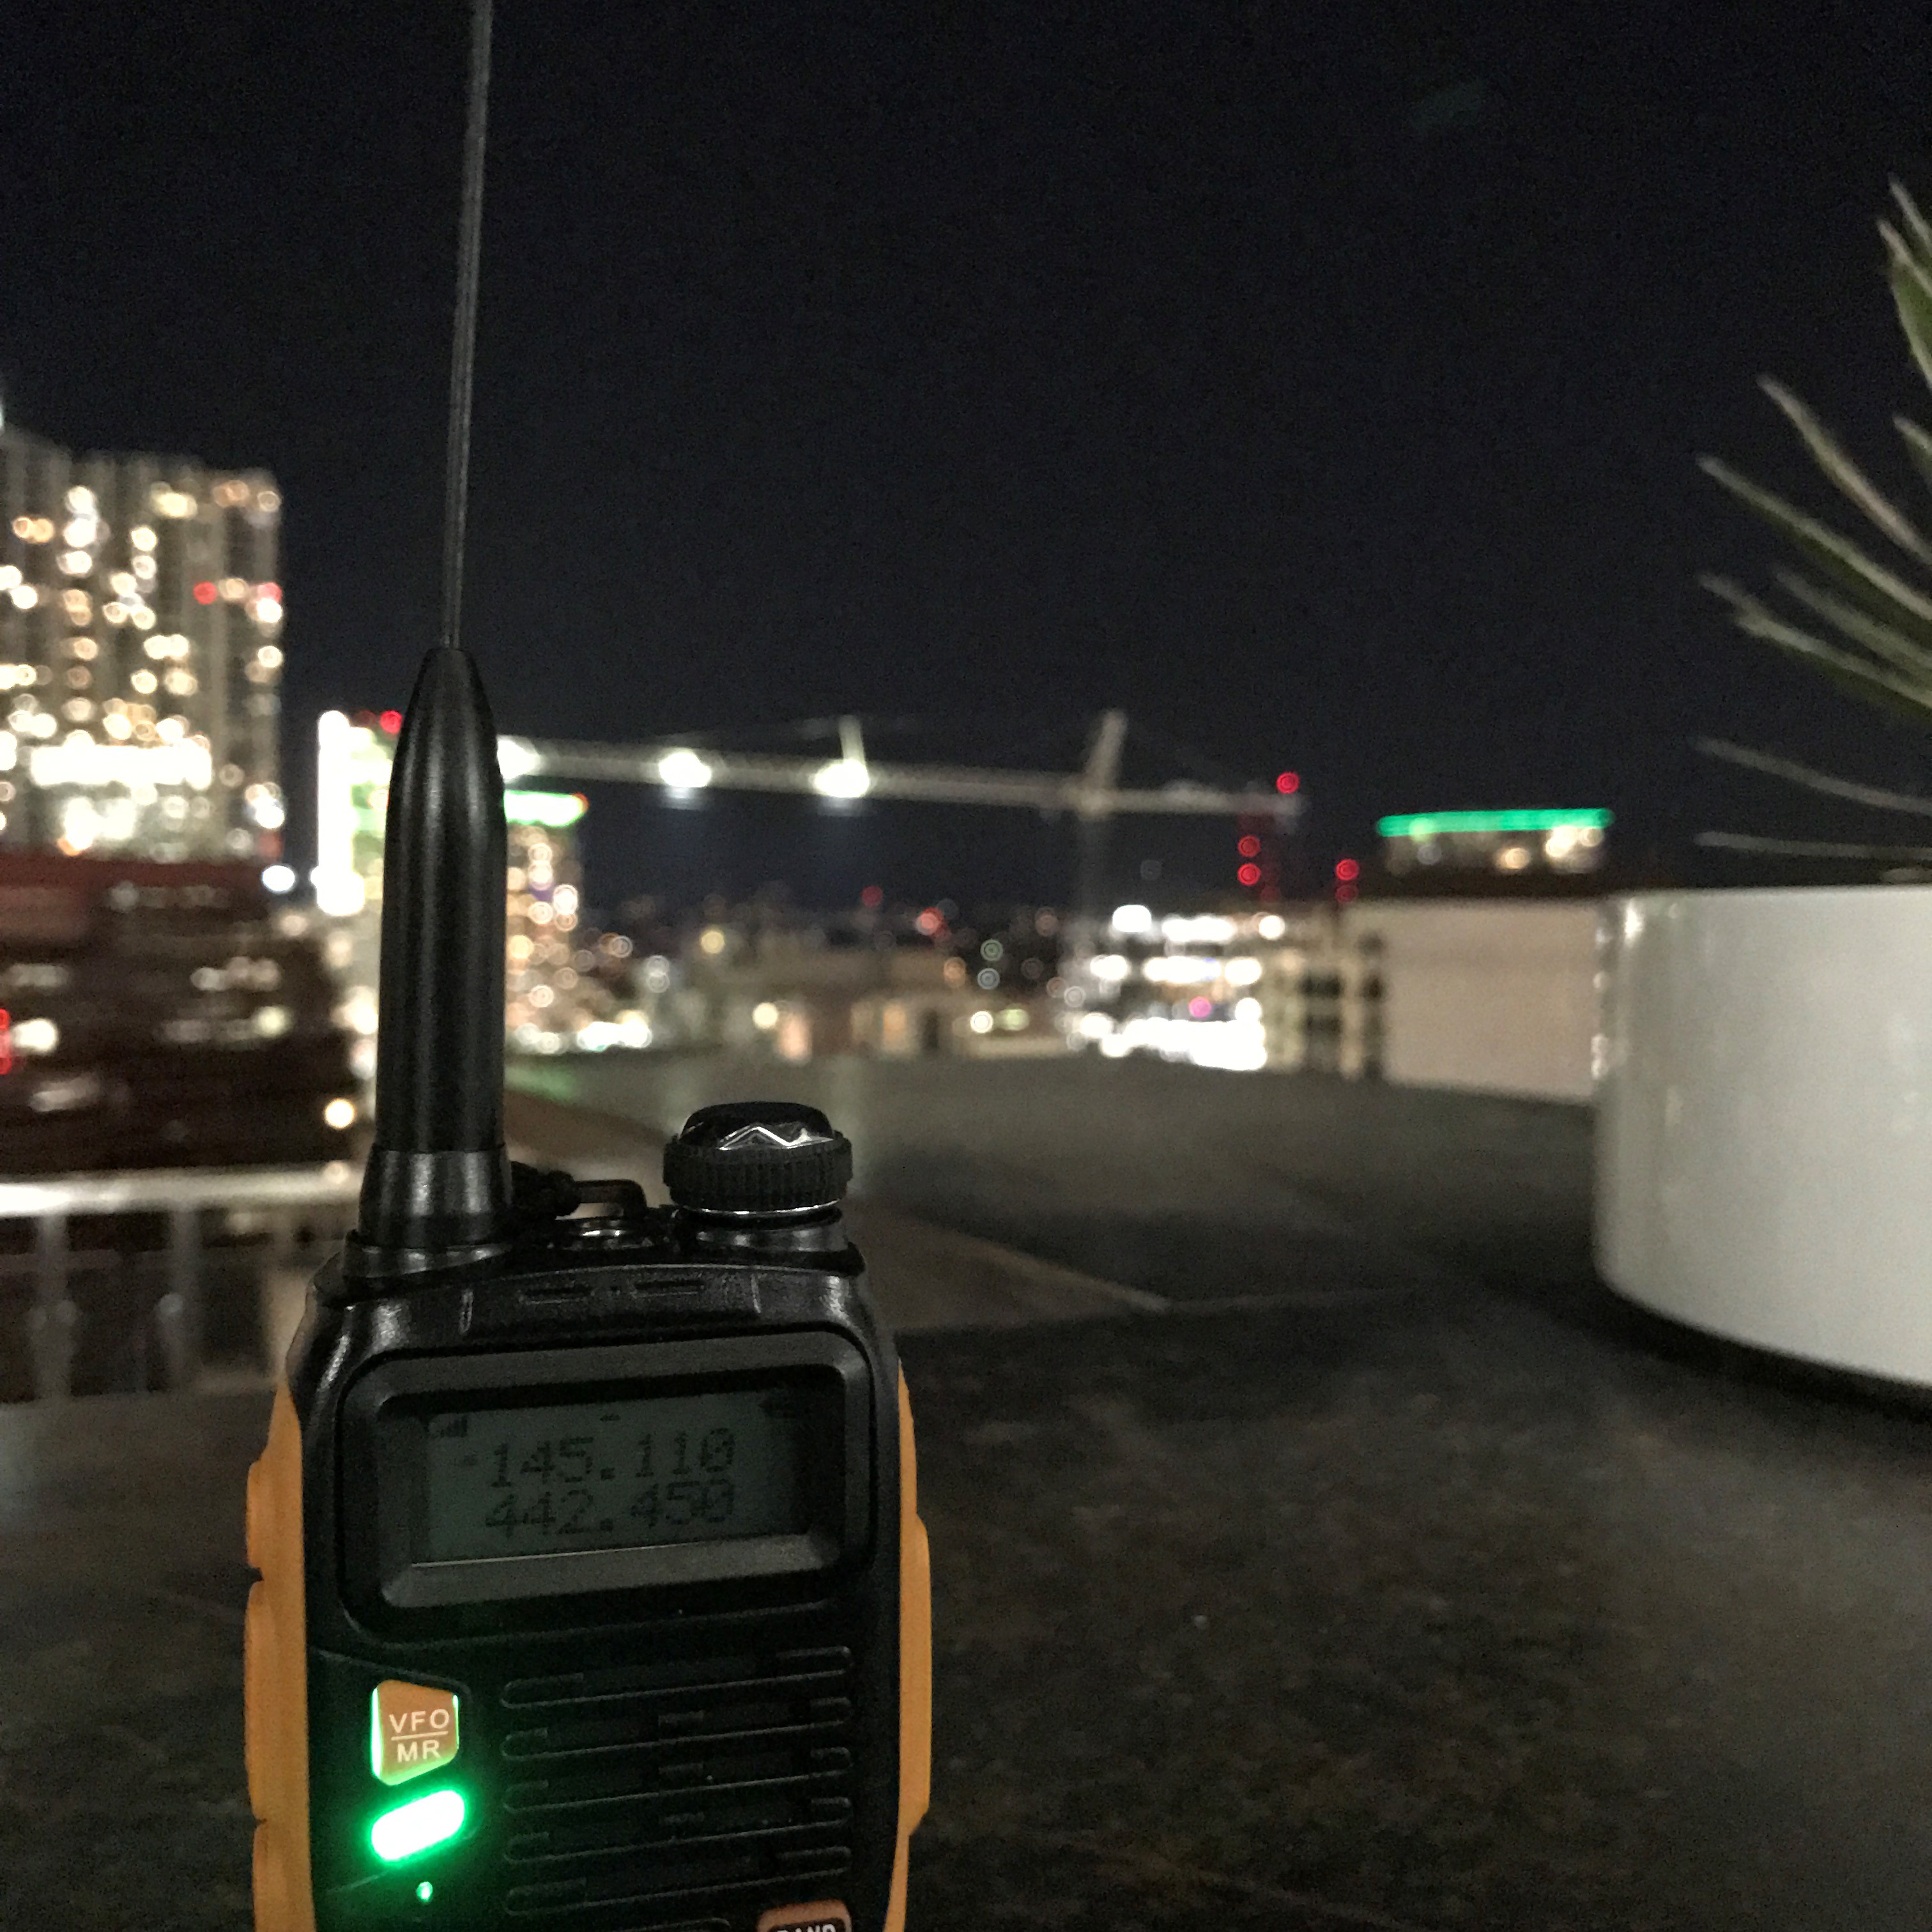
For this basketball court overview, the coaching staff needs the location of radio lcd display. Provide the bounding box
[418,1385,811,1560]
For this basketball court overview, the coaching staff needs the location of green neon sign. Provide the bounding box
[371,1788,466,1863]
[503,790,588,829]
[1376,809,1613,839]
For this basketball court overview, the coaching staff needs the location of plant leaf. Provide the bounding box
[1771,567,1932,685]
[1694,734,1932,816]
[1894,416,1932,499]
[1882,221,1932,395]
[1696,830,1932,861]
[1698,573,1932,725]
[1892,180,1932,270]
[1698,456,1932,648]
[1758,378,1932,569]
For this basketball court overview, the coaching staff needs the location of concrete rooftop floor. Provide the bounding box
[6,1055,1932,1929]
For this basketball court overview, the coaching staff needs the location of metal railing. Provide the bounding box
[0,1162,359,1402]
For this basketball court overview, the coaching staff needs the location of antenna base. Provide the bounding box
[356,1146,514,1257]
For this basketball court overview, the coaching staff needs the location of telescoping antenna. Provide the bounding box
[353,0,514,1266]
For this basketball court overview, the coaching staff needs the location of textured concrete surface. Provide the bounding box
[8,1057,1932,1929]
[0,1390,262,1931]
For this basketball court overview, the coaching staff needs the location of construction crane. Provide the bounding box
[495,710,1301,826]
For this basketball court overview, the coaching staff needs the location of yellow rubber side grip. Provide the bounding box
[245,1382,314,1932]
[884,1370,931,1932]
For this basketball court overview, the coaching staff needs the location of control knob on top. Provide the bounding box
[664,1101,854,1216]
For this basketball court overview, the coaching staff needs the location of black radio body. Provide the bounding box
[245,647,928,1932]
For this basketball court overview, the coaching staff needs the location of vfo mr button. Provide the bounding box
[756,1904,851,1932]
[371,1681,460,1785]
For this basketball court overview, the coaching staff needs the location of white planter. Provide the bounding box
[1596,887,1932,1386]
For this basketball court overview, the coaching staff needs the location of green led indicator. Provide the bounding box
[1377,808,1613,840]
[371,1788,466,1863]
[416,1882,434,1904]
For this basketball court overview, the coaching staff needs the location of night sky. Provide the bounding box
[6,2,1932,911]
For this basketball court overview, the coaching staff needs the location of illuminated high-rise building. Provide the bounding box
[314,710,633,1059]
[0,422,286,859]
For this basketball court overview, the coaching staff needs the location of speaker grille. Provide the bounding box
[496,1646,856,1919]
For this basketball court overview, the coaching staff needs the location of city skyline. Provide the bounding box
[6,5,1932,905]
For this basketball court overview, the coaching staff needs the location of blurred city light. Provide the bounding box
[496,735,542,780]
[503,790,588,829]
[812,756,871,799]
[656,747,714,790]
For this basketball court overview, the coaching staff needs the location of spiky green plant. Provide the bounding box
[1700,182,1932,728]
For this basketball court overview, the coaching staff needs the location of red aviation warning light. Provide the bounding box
[1237,806,1284,900]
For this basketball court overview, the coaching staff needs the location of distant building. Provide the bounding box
[0,423,285,860]
[0,851,358,1172]
[664,899,1063,1062]
[313,710,638,1062]
[1066,903,1381,1075]
[506,797,637,1051]
[1378,809,1611,882]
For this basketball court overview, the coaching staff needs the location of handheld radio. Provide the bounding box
[245,642,930,1932]
[242,11,928,1929]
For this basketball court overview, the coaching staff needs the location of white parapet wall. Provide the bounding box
[1342,898,1600,1101]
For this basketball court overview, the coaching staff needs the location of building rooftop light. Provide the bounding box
[1377,808,1613,839]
